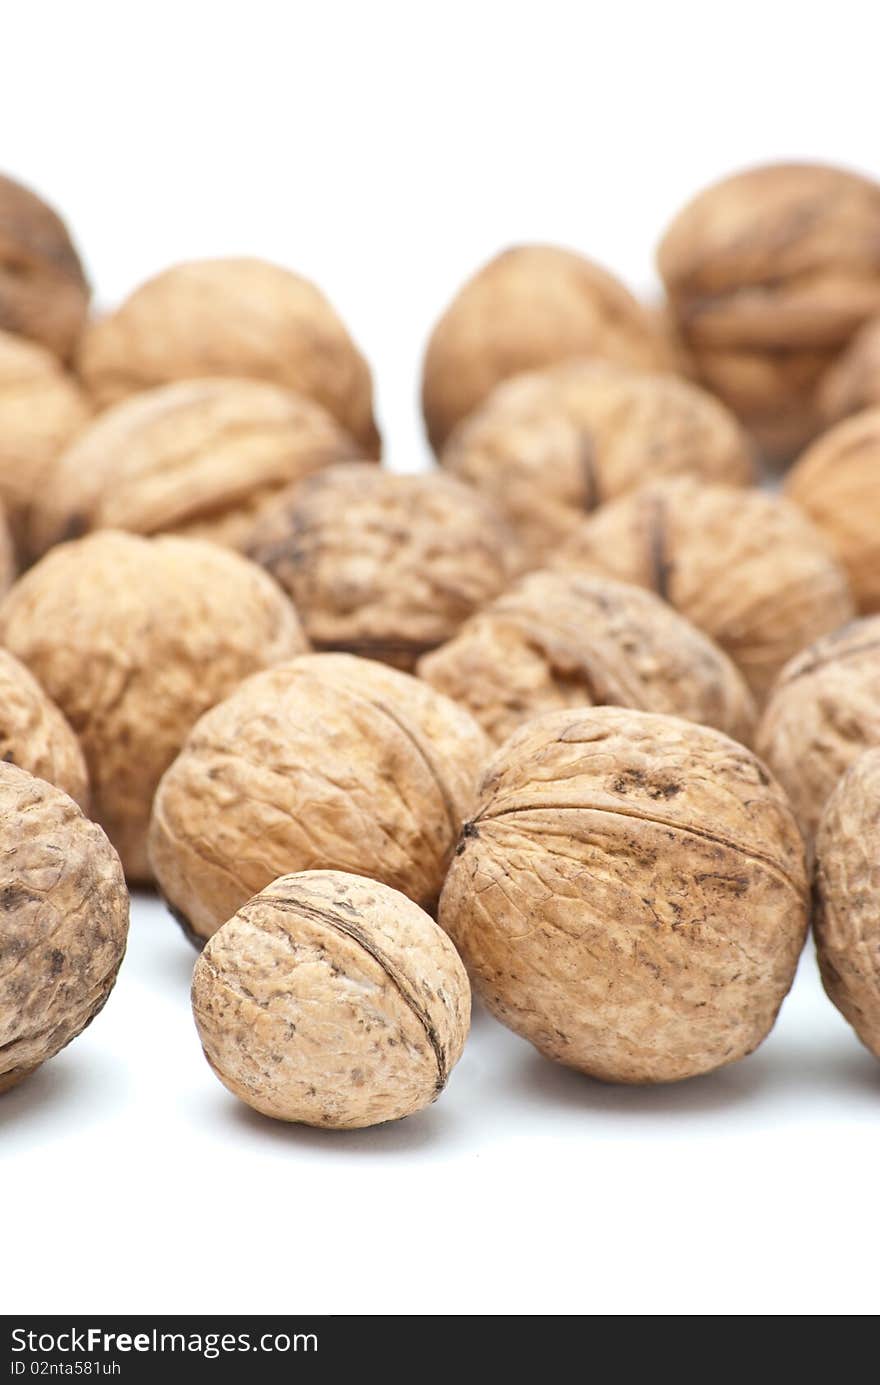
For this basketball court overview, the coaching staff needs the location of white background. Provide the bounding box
[1,0,879,1317]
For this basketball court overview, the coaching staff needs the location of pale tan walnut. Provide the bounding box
[0,532,305,882]
[28,378,362,559]
[441,360,754,565]
[756,618,880,844]
[820,317,880,423]
[557,477,854,702]
[0,174,90,361]
[0,649,88,808]
[76,258,380,456]
[418,570,756,747]
[150,653,490,944]
[0,763,128,1094]
[192,870,470,1128]
[439,706,808,1083]
[247,463,517,669]
[421,246,672,452]
[814,749,880,1058]
[658,163,880,459]
[785,408,880,613]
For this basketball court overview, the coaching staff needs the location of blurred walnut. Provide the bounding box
[557,477,854,701]
[0,174,90,360]
[820,317,880,423]
[0,649,88,808]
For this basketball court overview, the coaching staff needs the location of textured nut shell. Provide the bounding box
[441,361,753,565]
[756,618,880,843]
[821,317,880,423]
[557,477,854,702]
[418,570,756,746]
[422,246,672,451]
[0,532,305,881]
[0,174,90,359]
[0,763,128,1090]
[247,463,517,668]
[0,501,15,600]
[786,408,880,613]
[28,378,362,558]
[0,649,88,808]
[76,258,379,455]
[192,870,470,1127]
[150,653,491,941]
[814,749,880,1058]
[440,707,808,1083]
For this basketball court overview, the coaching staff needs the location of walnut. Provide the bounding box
[418,569,756,747]
[246,463,517,669]
[556,477,854,702]
[28,378,362,559]
[440,706,807,1082]
[658,163,880,459]
[0,649,88,808]
[785,407,880,613]
[820,316,880,423]
[0,763,128,1094]
[440,360,754,565]
[421,246,672,452]
[150,653,490,944]
[813,748,880,1059]
[0,173,90,360]
[0,532,305,881]
[756,618,880,844]
[76,257,380,456]
[192,870,470,1127]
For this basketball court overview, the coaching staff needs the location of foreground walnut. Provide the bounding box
[77,257,380,455]
[0,532,305,881]
[440,707,807,1083]
[658,163,880,458]
[150,653,490,943]
[192,871,470,1127]
[247,463,516,668]
[422,246,671,451]
[28,379,362,558]
[557,477,854,701]
[820,316,880,423]
[418,570,756,747]
[0,174,90,360]
[0,764,128,1094]
[0,649,88,808]
[814,750,880,1058]
[441,361,754,565]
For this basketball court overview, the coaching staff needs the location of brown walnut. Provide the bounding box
[820,316,880,424]
[0,174,90,360]
[0,649,88,808]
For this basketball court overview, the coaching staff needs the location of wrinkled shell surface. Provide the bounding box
[150,653,490,942]
[756,618,880,843]
[557,477,854,702]
[247,463,517,668]
[440,707,808,1083]
[422,246,671,451]
[0,532,305,881]
[418,569,756,747]
[0,174,90,360]
[821,316,880,423]
[0,763,128,1093]
[0,649,88,808]
[441,360,754,565]
[29,378,362,558]
[814,749,880,1058]
[192,870,470,1127]
[77,257,380,455]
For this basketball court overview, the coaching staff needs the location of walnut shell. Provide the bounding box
[756,618,880,844]
[820,316,880,423]
[0,532,305,881]
[150,653,490,943]
[813,749,880,1058]
[0,174,90,360]
[440,360,754,565]
[28,378,362,559]
[658,163,880,459]
[0,649,88,808]
[785,408,880,613]
[418,569,756,747]
[439,706,808,1083]
[557,477,854,702]
[247,463,517,669]
[0,763,128,1093]
[76,258,379,456]
[422,246,672,452]
[192,870,470,1127]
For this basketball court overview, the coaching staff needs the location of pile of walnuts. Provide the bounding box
[3,159,880,1129]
